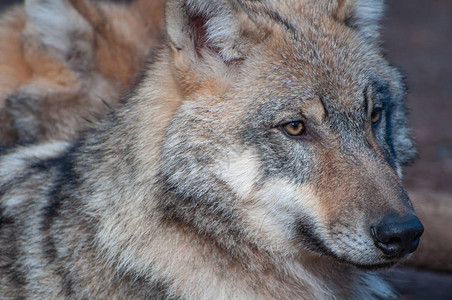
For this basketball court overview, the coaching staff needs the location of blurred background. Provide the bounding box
[385,0,452,196]
[1,0,451,299]
[381,1,452,298]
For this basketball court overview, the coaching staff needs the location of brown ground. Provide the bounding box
[1,0,451,299]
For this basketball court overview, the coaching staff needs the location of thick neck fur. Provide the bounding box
[74,47,394,299]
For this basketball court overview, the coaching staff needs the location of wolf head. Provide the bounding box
[151,0,423,269]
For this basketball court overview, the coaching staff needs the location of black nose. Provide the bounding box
[371,214,424,258]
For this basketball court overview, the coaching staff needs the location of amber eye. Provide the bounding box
[371,107,383,126]
[281,121,305,137]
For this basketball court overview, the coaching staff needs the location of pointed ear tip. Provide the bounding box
[333,0,385,40]
[336,0,385,19]
[355,0,385,18]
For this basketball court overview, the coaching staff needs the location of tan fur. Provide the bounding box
[0,0,165,148]
[0,8,29,99]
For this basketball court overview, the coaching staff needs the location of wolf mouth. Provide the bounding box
[352,261,398,271]
[296,232,401,271]
[331,252,402,271]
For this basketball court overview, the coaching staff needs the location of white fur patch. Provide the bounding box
[214,150,325,253]
[249,180,326,253]
[214,150,260,199]
[0,141,69,186]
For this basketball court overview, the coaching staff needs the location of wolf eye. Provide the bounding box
[281,121,305,137]
[371,107,383,126]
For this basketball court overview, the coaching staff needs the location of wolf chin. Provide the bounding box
[0,0,423,299]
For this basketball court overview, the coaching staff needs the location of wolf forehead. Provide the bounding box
[232,48,399,129]
[214,4,402,113]
[239,68,396,124]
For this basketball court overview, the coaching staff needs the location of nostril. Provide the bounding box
[370,226,378,241]
[385,237,401,245]
[371,228,402,257]
[375,241,401,257]
[370,226,398,245]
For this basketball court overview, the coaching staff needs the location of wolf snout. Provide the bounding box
[370,214,424,258]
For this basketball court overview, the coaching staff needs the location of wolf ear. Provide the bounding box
[334,0,384,40]
[22,0,94,73]
[165,0,265,72]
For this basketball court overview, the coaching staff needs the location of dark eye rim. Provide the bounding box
[371,107,383,126]
[280,120,306,138]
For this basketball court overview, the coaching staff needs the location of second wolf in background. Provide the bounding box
[0,0,164,149]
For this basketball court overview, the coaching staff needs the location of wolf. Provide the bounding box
[0,0,424,298]
[0,0,164,149]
